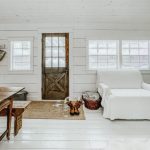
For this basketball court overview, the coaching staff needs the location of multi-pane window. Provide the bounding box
[88,40,150,70]
[45,35,66,67]
[10,40,32,71]
[122,40,149,69]
[88,40,118,69]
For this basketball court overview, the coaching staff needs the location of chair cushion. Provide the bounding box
[103,89,150,120]
[97,70,143,89]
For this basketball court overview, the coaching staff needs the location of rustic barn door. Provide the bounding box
[42,33,69,100]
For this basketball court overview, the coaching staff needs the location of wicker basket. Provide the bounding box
[82,91,101,110]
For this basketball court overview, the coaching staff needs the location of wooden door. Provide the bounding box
[42,33,69,100]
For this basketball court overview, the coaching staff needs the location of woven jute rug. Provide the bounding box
[23,100,85,120]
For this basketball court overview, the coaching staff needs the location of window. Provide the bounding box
[44,34,66,68]
[88,40,118,69]
[122,40,149,69]
[10,39,32,71]
[88,40,150,70]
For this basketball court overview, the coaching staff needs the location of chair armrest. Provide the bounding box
[142,82,150,91]
[98,83,111,100]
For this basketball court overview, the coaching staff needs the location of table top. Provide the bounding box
[0,87,24,103]
[13,101,31,109]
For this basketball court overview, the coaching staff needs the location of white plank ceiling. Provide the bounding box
[0,0,150,24]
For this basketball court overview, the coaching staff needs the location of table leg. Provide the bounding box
[6,97,13,140]
[14,114,23,136]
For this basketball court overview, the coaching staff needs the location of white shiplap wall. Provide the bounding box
[0,30,41,100]
[72,37,96,97]
[71,29,150,97]
[0,25,150,99]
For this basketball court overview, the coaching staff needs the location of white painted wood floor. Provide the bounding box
[1,107,150,150]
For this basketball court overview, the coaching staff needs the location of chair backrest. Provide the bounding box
[97,70,143,89]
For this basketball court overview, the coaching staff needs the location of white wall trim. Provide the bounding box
[7,37,34,74]
[69,32,74,97]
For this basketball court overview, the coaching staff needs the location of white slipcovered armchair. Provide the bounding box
[97,70,150,120]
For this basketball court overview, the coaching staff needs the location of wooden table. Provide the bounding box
[0,87,24,141]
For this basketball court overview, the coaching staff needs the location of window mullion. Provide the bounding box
[138,40,140,68]
[129,41,131,67]
[107,42,108,69]
[148,40,150,69]
[97,41,98,69]
[118,40,122,69]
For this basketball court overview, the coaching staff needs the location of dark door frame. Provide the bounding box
[41,33,69,100]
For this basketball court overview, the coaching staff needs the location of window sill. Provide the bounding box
[141,70,150,74]
[8,70,34,75]
[88,68,150,74]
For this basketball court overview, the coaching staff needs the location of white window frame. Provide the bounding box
[121,40,150,70]
[87,39,150,71]
[9,37,34,73]
[87,40,119,70]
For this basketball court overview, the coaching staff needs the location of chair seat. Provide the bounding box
[102,88,150,120]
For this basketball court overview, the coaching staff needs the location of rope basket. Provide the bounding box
[82,91,101,110]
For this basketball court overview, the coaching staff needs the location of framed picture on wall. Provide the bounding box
[0,50,6,61]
